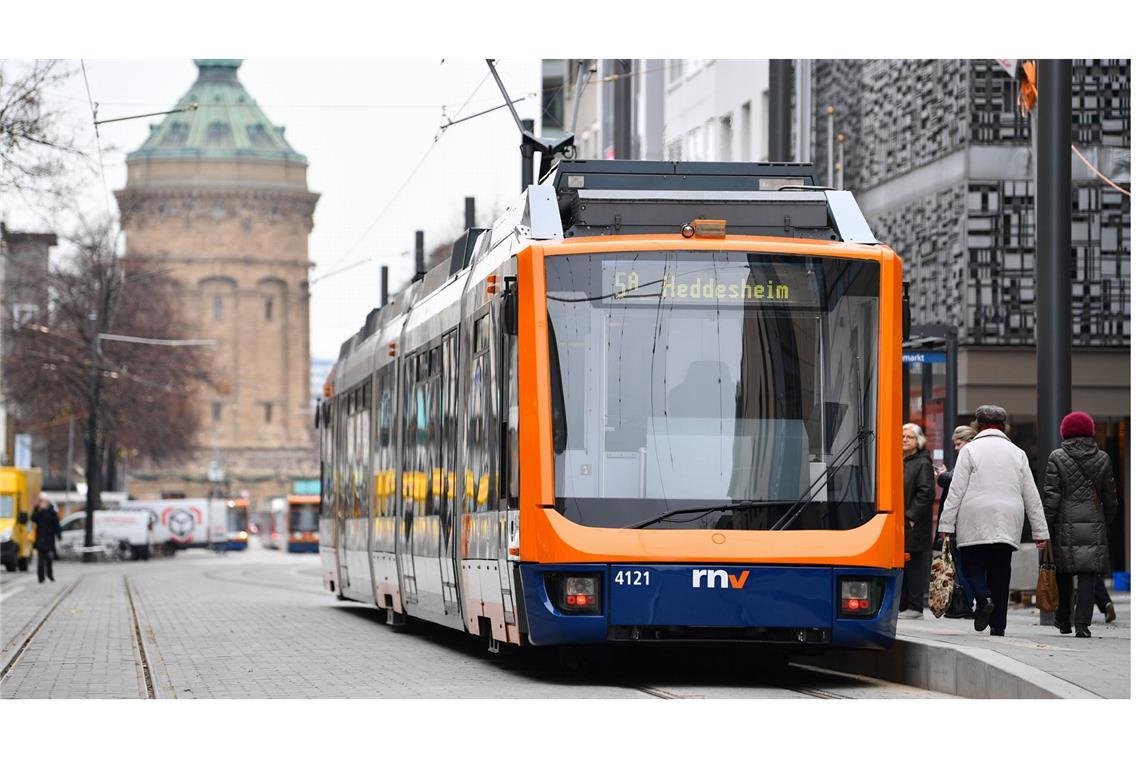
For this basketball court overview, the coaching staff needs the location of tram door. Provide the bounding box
[336,394,351,591]
[495,297,520,637]
[439,331,462,616]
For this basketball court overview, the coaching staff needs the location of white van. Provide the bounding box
[58,510,154,560]
[119,499,210,553]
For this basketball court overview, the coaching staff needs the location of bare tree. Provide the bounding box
[0,60,84,206]
[3,215,212,556]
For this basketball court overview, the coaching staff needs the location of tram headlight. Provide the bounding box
[549,574,602,615]
[838,577,884,618]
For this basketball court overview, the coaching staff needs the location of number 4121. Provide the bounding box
[614,570,649,586]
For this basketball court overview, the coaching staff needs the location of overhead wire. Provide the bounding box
[311,68,494,285]
[79,60,115,224]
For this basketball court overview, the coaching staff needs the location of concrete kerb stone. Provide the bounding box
[794,634,1100,699]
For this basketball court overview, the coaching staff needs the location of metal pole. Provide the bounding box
[826,106,835,186]
[83,311,99,561]
[464,196,476,229]
[1036,58,1072,479]
[65,417,74,498]
[768,60,793,162]
[945,327,959,469]
[414,231,425,282]
[380,265,389,306]
[836,133,845,190]
[613,60,632,160]
[794,60,813,163]
[521,118,536,190]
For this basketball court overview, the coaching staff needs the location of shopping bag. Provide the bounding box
[947,582,971,618]
[1036,541,1059,612]
[928,536,955,618]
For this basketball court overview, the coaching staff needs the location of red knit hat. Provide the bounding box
[1060,411,1095,439]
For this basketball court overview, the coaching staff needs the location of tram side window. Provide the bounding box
[427,346,442,518]
[402,355,418,520]
[441,331,458,530]
[504,328,519,503]
[466,314,499,513]
[360,381,372,518]
[376,365,394,517]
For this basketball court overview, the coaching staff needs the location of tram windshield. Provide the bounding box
[226,506,249,533]
[545,251,879,531]
[289,505,319,533]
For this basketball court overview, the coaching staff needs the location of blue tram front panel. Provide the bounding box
[518,564,900,650]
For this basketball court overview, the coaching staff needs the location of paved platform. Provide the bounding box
[807,589,1129,698]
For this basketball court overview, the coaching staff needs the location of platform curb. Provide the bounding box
[793,634,1100,699]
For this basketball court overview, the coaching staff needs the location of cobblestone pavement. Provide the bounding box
[2,546,940,699]
[897,591,1130,698]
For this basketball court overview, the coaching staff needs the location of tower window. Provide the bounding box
[262,402,273,423]
[206,121,234,147]
[265,298,273,321]
[211,402,222,422]
[212,296,224,321]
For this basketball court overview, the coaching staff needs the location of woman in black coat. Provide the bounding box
[1042,411,1118,638]
[900,423,935,618]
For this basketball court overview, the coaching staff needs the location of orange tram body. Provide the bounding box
[319,161,906,650]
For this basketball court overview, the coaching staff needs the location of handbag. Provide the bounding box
[1036,541,1060,612]
[946,581,971,618]
[928,536,956,618]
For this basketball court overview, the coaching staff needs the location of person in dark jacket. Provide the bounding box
[933,424,978,616]
[1042,411,1118,638]
[31,498,61,583]
[899,423,934,618]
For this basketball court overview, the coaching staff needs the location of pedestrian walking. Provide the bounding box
[1094,576,1117,623]
[1042,411,1118,638]
[899,423,934,619]
[933,424,978,617]
[938,405,1049,636]
[30,498,61,583]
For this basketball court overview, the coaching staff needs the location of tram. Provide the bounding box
[222,497,250,551]
[319,160,906,651]
[258,497,288,550]
[285,494,320,553]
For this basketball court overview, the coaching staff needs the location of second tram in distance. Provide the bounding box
[319,160,906,651]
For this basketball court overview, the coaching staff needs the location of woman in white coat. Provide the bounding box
[938,405,1049,636]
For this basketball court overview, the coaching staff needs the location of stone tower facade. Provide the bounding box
[115,60,320,504]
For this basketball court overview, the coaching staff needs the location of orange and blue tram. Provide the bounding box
[319,160,907,651]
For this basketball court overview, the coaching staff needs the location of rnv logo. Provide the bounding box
[692,569,750,589]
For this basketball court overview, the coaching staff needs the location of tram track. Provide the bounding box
[124,576,162,699]
[0,576,84,684]
[202,564,330,597]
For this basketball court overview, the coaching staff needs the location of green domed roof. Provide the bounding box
[127,60,306,164]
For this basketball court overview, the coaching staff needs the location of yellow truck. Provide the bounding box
[1,467,41,572]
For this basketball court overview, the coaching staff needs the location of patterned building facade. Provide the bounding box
[811,59,1130,567]
[115,60,319,505]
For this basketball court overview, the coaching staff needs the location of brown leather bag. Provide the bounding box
[1036,541,1059,612]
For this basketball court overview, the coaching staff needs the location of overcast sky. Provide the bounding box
[4,59,544,360]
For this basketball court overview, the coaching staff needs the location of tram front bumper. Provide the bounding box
[518,563,900,650]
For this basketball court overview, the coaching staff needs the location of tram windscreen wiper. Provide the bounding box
[771,428,875,531]
[626,501,792,530]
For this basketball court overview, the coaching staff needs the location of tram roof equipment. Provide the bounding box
[548,160,878,244]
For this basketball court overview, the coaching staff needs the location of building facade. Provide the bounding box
[115,60,320,506]
[0,223,56,467]
[811,59,1130,567]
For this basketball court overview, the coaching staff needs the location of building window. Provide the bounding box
[212,296,223,321]
[211,402,222,422]
[12,303,39,327]
[262,402,273,423]
[265,298,273,322]
[760,90,769,161]
[668,59,684,85]
[719,115,733,161]
[741,101,752,161]
[206,121,233,147]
